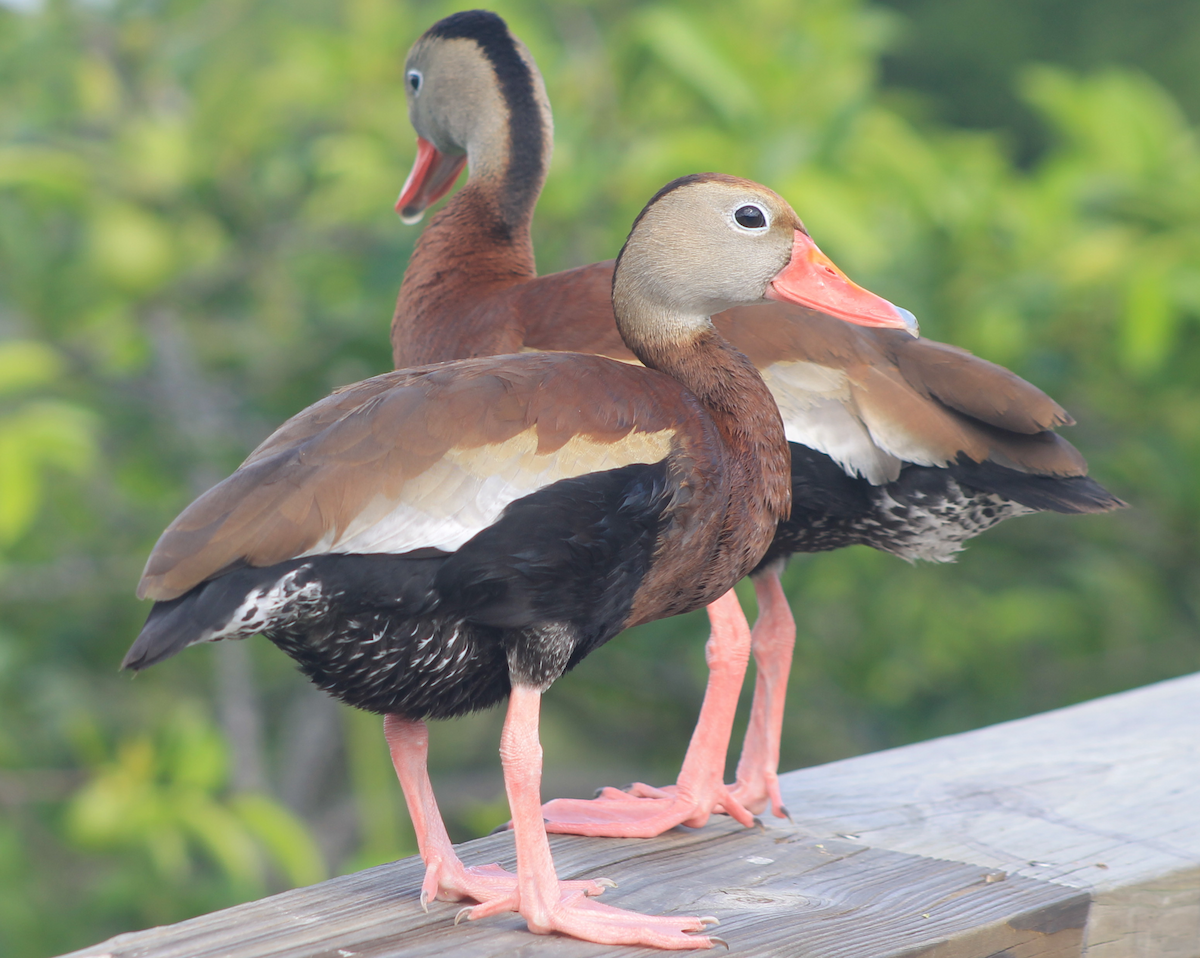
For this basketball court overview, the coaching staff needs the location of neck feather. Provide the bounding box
[391,185,536,366]
[636,326,791,536]
[458,32,551,234]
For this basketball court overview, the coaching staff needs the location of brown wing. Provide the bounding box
[139,353,713,602]
[884,335,1072,433]
[712,302,1087,482]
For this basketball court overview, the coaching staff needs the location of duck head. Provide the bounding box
[613,174,918,351]
[396,11,552,225]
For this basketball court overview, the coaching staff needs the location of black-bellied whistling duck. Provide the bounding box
[123,174,913,948]
[391,11,1124,837]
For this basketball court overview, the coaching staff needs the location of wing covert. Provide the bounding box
[139,354,708,602]
[712,300,1085,483]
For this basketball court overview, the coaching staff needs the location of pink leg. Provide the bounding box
[383,713,607,910]
[456,685,718,947]
[540,589,757,837]
[727,569,794,819]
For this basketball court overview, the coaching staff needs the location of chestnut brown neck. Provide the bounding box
[645,328,791,578]
[391,180,538,367]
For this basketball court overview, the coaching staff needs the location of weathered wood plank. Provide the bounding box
[780,671,1200,958]
[61,673,1199,958]
[63,823,1086,958]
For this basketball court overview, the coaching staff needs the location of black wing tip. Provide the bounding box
[120,634,181,673]
[1083,485,1128,513]
[1023,472,1126,514]
[1049,478,1127,514]
[120,649,158,673]
[121,595,202,672]
[949,456,1127,515]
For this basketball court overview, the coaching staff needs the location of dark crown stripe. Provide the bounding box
[425,10,545,224]
[614,173,737,284]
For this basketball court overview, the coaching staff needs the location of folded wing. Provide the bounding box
[716,302,1089,485]
[139,354,709,602]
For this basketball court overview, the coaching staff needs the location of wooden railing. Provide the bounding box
[61,672,1200,958]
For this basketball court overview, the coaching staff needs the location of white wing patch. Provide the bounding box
[761,361,902,485]
[856,405,953,472]
[301,426,675,558]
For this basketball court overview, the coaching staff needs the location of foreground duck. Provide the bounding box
[390,10,1124,837]
[125,174,913,948]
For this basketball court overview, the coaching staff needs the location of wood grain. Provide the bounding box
[60,823,1086,958]
[59,673,1199,958]
[779,671,1200,958]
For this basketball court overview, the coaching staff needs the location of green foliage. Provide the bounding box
[1,1,1198,955]
[874,0,1200,161]
[0,340,96,546]
[67,708,326,895]
[342,707,414,871]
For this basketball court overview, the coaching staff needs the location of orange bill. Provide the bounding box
[766,231,918,336]
[395,137,468,224]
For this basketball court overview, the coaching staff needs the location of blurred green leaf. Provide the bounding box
[66,708,327,901]
[0,370,97,545]
[0,340,62,395]
[635,7,759,124]
[88,201,177,292]
[175,796,264,892]
[233,793,328,887]
[0,146,89,197]
[1121,261,1175,374]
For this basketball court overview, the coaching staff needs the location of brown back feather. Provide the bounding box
[139,354,714,603]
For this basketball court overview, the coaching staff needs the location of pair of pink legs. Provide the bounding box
[384,685,722,948]
[379,584,787,946]
[541,570,795,837]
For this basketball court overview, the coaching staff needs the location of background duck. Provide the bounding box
[389,10,1123,837]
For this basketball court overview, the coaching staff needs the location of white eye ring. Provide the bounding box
[732,204,769,231]
[407,69,423,94]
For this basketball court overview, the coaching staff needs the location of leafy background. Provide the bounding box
[2,0,1198,954]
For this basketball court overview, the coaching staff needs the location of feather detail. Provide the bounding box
[139,355,701,603]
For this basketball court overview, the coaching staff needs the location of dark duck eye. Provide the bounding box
[734,205,767,229]
[407,69,422,93]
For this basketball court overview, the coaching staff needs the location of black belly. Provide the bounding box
[267,607,511,719]
[125,461,673,719]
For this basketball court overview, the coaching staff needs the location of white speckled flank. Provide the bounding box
[211,565,325,643]
[867,483,1035,563]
